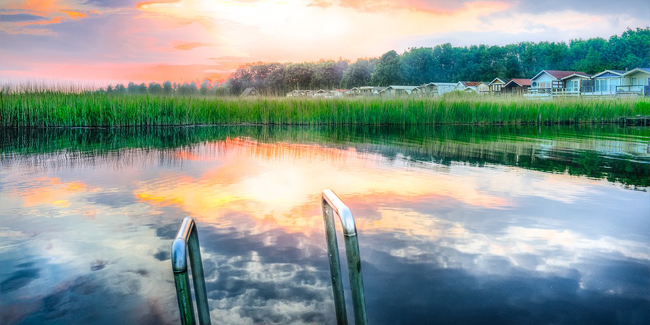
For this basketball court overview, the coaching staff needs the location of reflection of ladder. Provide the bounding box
[171,190,368,325]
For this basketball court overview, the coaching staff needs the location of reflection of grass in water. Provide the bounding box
[1,125,648,188]
[1,92,648,126]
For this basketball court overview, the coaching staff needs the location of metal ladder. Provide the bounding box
[171,217,211,325]
[171,190,368,324]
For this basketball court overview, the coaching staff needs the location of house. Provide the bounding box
[529,70,587,94]
[379,85,418,97]
[429,82,457,96]
[587,70,626,95]
[619,68,650,95]
[241,87,259,97]
[560,72,591,94]
[455,81,482,92]
[328,89,348,97]
[502,79,531,95]
[314,89,327,97]
[488,78,510,94]
[418,83,438,97]
[358,86,385,96]
[476,82,490,94]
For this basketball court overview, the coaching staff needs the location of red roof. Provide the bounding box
[460,81,482,87]
[509,78,531,86]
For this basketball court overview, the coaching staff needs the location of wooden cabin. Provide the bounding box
[488,78,509,94]
[502,79,531,95]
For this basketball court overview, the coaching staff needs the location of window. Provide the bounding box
[567,80,579,92]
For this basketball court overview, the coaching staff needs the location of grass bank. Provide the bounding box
[1,92,648,127]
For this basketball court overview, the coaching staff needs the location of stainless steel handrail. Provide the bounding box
[172,217,212,325]
[322,189,368,325]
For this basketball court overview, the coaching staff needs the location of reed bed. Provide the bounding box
[1,91,648,127]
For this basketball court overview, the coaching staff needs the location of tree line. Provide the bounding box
[98,80,220,96]
[96,28,648,96]
[225,27,649,95]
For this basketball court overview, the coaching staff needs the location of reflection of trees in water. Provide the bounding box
[1,125,648,187]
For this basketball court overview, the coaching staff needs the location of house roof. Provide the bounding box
[622,67,650,76]
[560,73,592,80]
[383,85,419,91]
[488,78,510,85]
[380,85,418,94]
[423,82,456,87]
[505,79,532,87]
[241,87,258,96]
[592,70,626,78]
[458,81,482,87]
[531,70,588,81]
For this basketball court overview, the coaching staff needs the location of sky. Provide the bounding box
[1,0,649,84]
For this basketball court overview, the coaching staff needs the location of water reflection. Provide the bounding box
[0,126,648,324]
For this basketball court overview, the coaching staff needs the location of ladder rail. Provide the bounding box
[322,189,368,325]
[172,217,212,325]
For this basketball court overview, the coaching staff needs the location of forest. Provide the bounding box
[96,28,649,96]
[225,28,650,95]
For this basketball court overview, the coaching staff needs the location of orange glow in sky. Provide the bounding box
[1,0,647,83]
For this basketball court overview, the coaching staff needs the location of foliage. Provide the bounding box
[224,27,649,91]
[1,91,647,127]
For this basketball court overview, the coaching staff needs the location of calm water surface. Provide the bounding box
[1,126,648,324]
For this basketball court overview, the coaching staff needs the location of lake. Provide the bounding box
[1,125,648,324]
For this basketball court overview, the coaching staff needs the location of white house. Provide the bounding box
[588,70,625,95]
[379,85,419,97]
[455,81,481,92]
[422,82,456,96]
[358,86,385,96]
[313,89,327,97]
[530,70,588,94]
[476,82,490,94]
[620,68,650,95]
[417,83,438,97]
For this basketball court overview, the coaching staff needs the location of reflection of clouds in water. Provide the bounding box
[1,134,648,324]
[0,177,180,324]
[166,215,336,324]
[361,232,649,324]
[484,168,601,204]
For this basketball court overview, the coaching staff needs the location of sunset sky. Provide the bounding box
[1,0,648,84]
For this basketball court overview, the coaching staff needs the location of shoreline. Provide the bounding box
[2,93,649,127]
